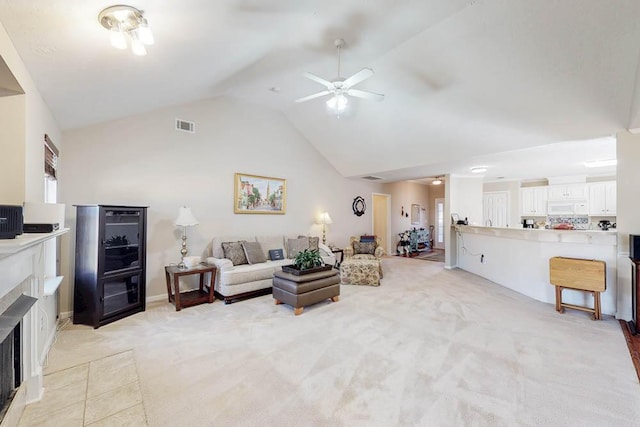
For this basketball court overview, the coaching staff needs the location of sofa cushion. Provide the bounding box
[212,236,255,259]
[353,241,376,255]
[287,237,309,259]
[222,241,248,266]
[242,241,266,264]
[298,235,319,252]
[256,235,286,259]
[219,259,290,287]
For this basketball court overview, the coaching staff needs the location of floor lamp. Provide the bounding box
[175,206,199,269]
[317,212,333,245]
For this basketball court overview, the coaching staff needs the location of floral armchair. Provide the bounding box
[344,236,385,260]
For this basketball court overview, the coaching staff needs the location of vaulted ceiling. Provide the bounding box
[0,0,636,181]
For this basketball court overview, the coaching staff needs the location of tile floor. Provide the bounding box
[19,350,148,426]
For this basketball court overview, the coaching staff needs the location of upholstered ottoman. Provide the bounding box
[273,269,340,315]
[340,256,381,286]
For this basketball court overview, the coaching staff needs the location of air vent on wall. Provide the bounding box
[175,118,195,133]
[362,175,383,181]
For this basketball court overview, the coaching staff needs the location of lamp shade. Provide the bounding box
[175,206,199,226]
[317,212,333,225]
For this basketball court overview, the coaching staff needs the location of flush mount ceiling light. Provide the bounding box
[470,166,488,173]
[432,176,442,185]
[584,159,617,168]
[99,5,154,56]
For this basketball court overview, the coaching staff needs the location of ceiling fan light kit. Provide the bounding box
[99,5,154,56]
[296,38,384,116]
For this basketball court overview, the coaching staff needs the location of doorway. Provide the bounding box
[483,191,509,228]
[372,193,391,255]
[434,198,445,250]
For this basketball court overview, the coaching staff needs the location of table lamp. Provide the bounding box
[317,212,333,245]
[175,206,199,269]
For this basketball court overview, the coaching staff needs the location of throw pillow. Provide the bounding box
[360,235,375,243]
[241,241,266,265]
[353,241,376,255]
[222,241,248,266]
[298,235,320,252]
[287,237,309,259]
[268,249,285,260]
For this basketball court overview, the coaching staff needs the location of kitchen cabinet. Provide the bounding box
[520,186,548,216]
[548,183,587,200]
[73,205,147,328]
[588,181,616,216]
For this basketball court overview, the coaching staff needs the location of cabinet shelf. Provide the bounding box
[105,244,139,249]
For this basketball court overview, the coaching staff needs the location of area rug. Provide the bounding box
[413,250,445,262]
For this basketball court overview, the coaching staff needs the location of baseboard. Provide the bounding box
[617,310,632,321]
[59,310,72,320]
[146,294,167,304]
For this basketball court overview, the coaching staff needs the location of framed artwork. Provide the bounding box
[451,213,459,223]
[411,204,420,225]
[234,173,286,214]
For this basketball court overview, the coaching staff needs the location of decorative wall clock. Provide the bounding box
[352,196,366,216]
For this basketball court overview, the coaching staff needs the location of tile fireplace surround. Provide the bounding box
[0,230,67,426]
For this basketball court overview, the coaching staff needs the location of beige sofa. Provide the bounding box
[205,235,336,304]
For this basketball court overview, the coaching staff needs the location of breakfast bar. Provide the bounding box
[454,225,618,316]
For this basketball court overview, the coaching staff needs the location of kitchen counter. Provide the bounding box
[454,225,618,316]
[455,225,616,245]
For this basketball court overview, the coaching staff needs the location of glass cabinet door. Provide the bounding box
[103,209,142,274]
[102,273,142,318]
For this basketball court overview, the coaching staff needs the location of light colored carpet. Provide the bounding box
[44,257,640,426]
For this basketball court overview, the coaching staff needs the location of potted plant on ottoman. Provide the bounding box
[282,249,332,275]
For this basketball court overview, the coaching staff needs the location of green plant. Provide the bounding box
[293,249,324,270]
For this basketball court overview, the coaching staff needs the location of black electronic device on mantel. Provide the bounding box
[0,205,23,239]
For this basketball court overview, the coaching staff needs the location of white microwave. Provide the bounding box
[548,201,589,215]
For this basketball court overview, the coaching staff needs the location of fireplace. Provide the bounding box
[0,295,36,423]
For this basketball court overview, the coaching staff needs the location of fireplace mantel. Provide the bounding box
[0,229,68,426]
[0,229,69,257]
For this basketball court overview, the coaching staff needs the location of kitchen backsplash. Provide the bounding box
[548,216,590,230]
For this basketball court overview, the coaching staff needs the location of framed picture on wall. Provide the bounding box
[234,173,286,214]
[411,204,420,225]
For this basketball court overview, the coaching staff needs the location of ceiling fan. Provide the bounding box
[295,38,384,114]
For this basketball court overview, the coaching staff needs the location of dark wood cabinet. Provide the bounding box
[73,205,147,328]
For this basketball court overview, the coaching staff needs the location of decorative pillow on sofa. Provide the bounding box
[353,241,376,255]
[222,241,248,266]
[298,235,319,252]
[287,237,310,259]
[360,235,376,243]
[241,241,266,264]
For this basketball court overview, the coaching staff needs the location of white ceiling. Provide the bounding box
[0,0,637,182]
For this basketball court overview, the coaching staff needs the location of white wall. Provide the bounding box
[0,95,25,204]
[445,175,483,267]
[0,21,61,205]
[616,130,640,320]
[382,181,430,254]
[58,97,384,313]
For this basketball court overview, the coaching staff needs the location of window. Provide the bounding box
[44,134,58,203]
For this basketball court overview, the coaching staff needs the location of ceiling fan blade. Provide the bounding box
[342,68,374,88]
[302,72,334,89]
[347,89,385,102]
[295,90,331,103]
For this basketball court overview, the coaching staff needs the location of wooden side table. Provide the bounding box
[164,264,216,311]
